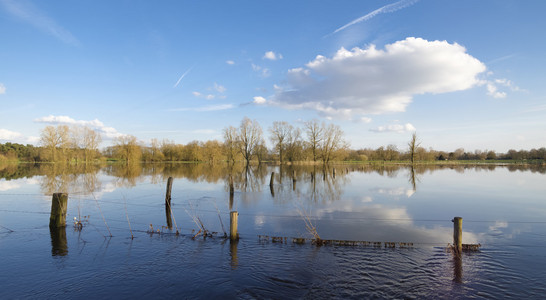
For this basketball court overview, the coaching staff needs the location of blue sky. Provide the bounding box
[1,0,545,152]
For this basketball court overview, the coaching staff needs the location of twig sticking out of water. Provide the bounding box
[123,195,134,239]
[294,201,321,245]
[167,198,180,236]
[0,224,14,233]
[213,200,227,238]
[92,192,112,237]
[184,200,211,239]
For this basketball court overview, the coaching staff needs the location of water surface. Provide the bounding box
[1,163,545,298]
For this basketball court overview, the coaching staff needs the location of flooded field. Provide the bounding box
[1,163,545,298]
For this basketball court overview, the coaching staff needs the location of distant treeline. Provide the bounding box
[1,118,545,164]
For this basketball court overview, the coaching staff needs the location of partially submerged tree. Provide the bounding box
[237,117,263,165]
[319,123,347,164]
[40,125,70,162]
[408,132,421,165]
[113,135,141,164]
[223,126,239,163]
[304,119,323,162]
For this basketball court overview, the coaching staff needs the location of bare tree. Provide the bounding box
[40,125,70,162]
[304,119,323,162]
[237,117,263,165]
[285,127,303,162]
[319,123,347,164]
[408,132,421,165]
[269,121,292,164]
[223,126,239,163]
[83,126,102,162]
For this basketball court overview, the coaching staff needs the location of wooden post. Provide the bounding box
[453,217,462,254]
[292,169,296,191]
[165,177,173,207]
[269,172,275,187]
[333,168,336,178]
[49,193,68,228]
[230,211,239,241]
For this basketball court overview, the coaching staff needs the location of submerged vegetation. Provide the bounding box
[1,118,544,165]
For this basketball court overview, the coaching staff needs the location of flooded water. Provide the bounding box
[1,163,545,298]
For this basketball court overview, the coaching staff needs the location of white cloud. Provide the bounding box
[0,128,37,144]
[34,115,123,139]
[251,63,271,78]
[253,96,267,104]
[271,37,486,118]
[263,51,283,60]
[486,82,506,99]
[214,82,226,93]
[170,104,234,112]
[0,128,22,140]
[0,0,79,46]
[0,83,5,94]
[370,123,416,133]
[226,60,235,65]
[360,117,372,123]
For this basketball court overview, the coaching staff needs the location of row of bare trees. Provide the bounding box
[39,125,102,163]
[4,118,544,164]
[223,118,348,165]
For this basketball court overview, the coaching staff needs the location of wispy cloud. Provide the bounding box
[0,0,80,46]
[370,123,416,133]
[252,63,271,78]
[170,104,234,112]
[0,83,5,94]
[34,115,123,139]
[329,0,420,36]
[173,67,192,88]
[226,60,235,65]
[192,82,227,100]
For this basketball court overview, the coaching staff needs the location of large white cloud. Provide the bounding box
[34,115,122,139]
[270,37,487,118]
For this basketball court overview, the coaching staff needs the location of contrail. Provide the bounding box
[328,0,420,36]
[173,67,192,88]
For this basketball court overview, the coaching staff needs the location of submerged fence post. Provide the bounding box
[269,172,275,187]
[165,177,173,207]
[49,193,68,228]
[292,169,296,191]
[230,211,239,241]
[453,217,462,254]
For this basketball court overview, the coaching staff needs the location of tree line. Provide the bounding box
[1,118,545,164]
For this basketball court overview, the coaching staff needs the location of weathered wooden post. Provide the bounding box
[165,177,174,229]
[165,177,173,207]
[229,175,235,210]
[49,193,68,228]
[269,172,275,187]
[292,169,296,191]
[453,217,462,254]
[230,211,239,241]
[333,168,336,178]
